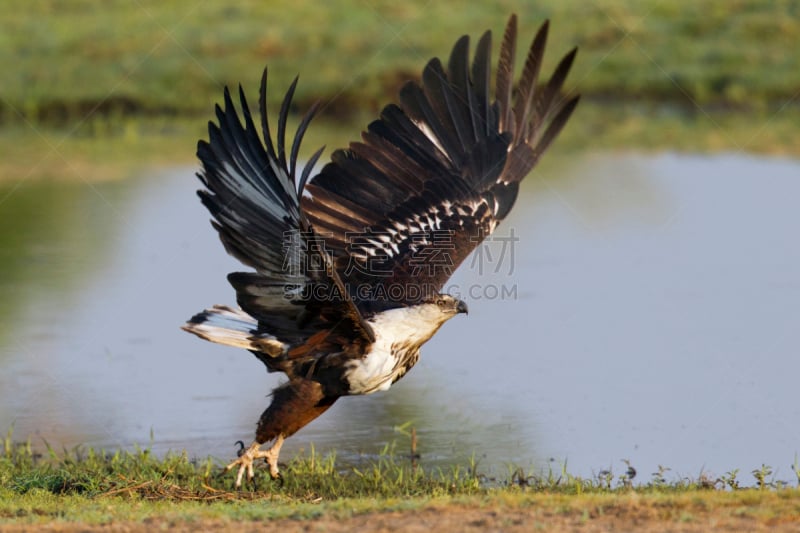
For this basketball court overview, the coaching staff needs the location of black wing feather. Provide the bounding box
[195,15,577,312]
[194,69,373,345]
[513,20,548,142]
[471,30,492,138]
[496,15,517,132]
[446,35,475,149]
[302,15,579,302]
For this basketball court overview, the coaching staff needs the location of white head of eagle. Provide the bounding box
[182,14,578,486]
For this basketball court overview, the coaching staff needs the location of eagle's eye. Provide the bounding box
[435,298,446,307]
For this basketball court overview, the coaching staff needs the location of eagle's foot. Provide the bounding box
[225,437,284,489]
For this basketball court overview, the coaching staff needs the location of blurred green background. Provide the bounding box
[2,0,799,181]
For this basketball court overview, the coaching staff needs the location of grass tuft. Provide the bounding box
[3,429,800,528]
[3,427,800,504]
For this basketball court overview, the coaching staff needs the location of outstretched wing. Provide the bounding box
[302,15,578,303]
[193,69,373,345]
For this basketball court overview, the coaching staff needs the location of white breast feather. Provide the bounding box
[344,305,448,394]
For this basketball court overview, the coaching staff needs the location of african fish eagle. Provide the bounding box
[183,14,579,488]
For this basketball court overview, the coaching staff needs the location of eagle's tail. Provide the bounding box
[182,305,287,356]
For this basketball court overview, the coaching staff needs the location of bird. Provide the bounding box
[182,13,579,488]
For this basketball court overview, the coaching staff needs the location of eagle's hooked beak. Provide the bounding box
[456,299,469,315]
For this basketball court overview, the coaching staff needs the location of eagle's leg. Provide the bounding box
[226,379,337,488]
[225,436,284,488]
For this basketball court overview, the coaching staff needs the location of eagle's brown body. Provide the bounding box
[183,14,578,486]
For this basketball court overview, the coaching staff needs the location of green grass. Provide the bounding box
[3,0,800,123]
[2,428,800,526]
[3,1,800,183]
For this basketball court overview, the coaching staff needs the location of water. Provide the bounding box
[1,153,798,483]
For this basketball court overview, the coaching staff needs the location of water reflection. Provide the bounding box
[0,153,798,481]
